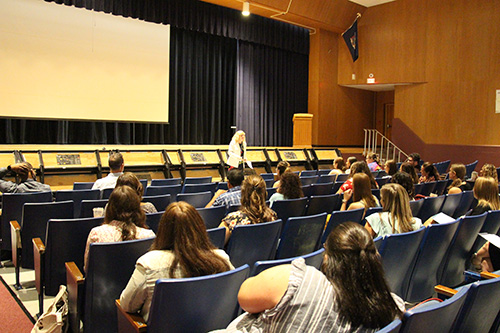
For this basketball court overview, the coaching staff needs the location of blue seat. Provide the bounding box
[207,227,226,249]
[317,169,332,176]
[1,191,52,251]
[375,176,391,188]
[409,199,425,217]
[145,184,182,199]
[251,248,325,276]
[300,170,317,177]
[471,210,500,253]
[275,213,327,259]
[139,179,148,191]
[182,183,217,195]
[373,235,384,251]
[227,204,240,214]
[433,160,451,175]
[417,195,445,222]
[321,208,365,244]
[271,197,308,223]
[67,237,155,333]
[176,191,213,208]
[33,216,103,314]
[264,179,274,188]
[453,191,475,218]
[413,183,424,196]
[439,212,487,287]
[376,171,388,178]
[55,189,101,218]
[305,193,340,215]
[301,185,312,198]
[440,193,463,216]
[377,319,402,333]
[309,182,333,196]
[142,194,171,212]
[332,180,344,194]
[465,160,478,179]
[372,188,381,201]
[117,264,250,333]
[299,175,319,186]
[73,182,94,190]
[433,180,449,196]
[226,220,282,268]
[317,174,336,184]
[259,173,275,181]
[80,199,108,218]
[150,178,182,186]
[336,173,349,182]
[420,181,437,196]
[399,286,468,333]
[378,228,426,298]
[184,176,212,185]
[216,182,228,191]
[266,187,278,198]
[145,211,164,233]
[197,205,227,229]
[101,187,114,199]
[405,220,460,302]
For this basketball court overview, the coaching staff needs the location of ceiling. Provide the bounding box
[201,0,396,33]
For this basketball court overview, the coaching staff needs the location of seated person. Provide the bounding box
[224,222,404,332]
[272,161,290,188]
[338,161,378,194]
[399,162,419,184]
[92,152,124,190]
[408,152,421,173]
[447,163,472,194]
[328,157,346,176]
[384,159,398,176]
[480,163,498,184]
[269,172,304,207]
[341,173,380,214]
[419,162,440,183]
[84,186,155,272]
[116,173,157,214]
[365,183,422,238]
[0,162,50,193]
[120,202,233,321]
[205,169,244,209]
[366,153,382,172]
[391,171,416,200]
[344,156,357,174]
[219,175,277,244]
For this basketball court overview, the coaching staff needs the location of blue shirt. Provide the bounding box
[213,186,242,208]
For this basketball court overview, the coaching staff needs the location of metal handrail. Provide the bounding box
[363,129,409,163]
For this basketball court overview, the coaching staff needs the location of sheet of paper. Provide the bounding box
[479,233,500,249]
[431,212,456,224]
[246,160,253,169]
[227,155,240,168]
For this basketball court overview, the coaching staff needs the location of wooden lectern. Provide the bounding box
[292,113,313,147]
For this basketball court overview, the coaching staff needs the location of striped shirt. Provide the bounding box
[223,259,402,333]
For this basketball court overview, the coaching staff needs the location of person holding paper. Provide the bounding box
[227,130,247,170]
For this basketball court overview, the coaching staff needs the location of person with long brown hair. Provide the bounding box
[120,201,233,321]
[341,173,380,213]
[384,160,398,176]
[447,163,472,194]
[272,161,290,188]
[117,172,157,213]
[399,162,419,184]
[365,183,422,238]
[84,186,155,271]
[337,161,378,194]
[269,172,304,207]
[220,175,277,244]
[224,222,403,332]
[418,162,440,183]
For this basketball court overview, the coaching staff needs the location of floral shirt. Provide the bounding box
[221,210,277,231]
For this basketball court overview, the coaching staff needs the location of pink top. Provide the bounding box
[84,220,155,272]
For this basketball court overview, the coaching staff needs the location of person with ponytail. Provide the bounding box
[447,163,472,194]
[223,222,404,332]
[219,175,277,244]
[272,161,290,188]
[120,202,233,321]
[84,186,155,272]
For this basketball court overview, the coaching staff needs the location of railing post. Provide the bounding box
[363,129,367,156]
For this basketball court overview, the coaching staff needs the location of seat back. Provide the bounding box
[80,199,108,218]
[413,183,424,196]
[259,173,275,181]
[145,184,182,199]
[376,176,391,188]
[453,276,500,333]
[1,191,52,250]
[331,180,344,194]
[305,193,340,215]
[21,200,74,269]
[176,191,213,208]
[55,189,100,217]
[299,175,319,186]
[183,176,212,185]
[251,248,325,276]
[85,237,155,333]
[301,185,312,198]
[465,160,478,179]
[433,180,449,196]
[142,194,171,212]
[399,286,469,333]
[420,181,437,196]
[226,220,282,268]
[266,187,278,198]
[145,211,164,233]
[227,204,240,214]
[417,195,445,221]
[378,228,426,298]
[309,182,333,196]
[471,210,500,253]
[439,212,487,287]
[101,187,114,199]
[373,235,384,251]
[182,183,217,195]
[405,221,460,302]
[275,213,327,259]
[336,173,349,182]
[147,265,250,333]
[440,193,463,216]
[300,170,317,177]
[371,188,381,201]
[377,319,402,333]
[434,160,451,175]
[321,208,365,244]
[317,174,336,184]
[271,197,308,223]
[409,199,425,218]
[317,169,332,176]
[453,191,475,218]
[216,182,228,191]
[365,206,383,219]
[150,178,182,186]
[206,227,225,249]
[73,182,94,190]
[197,205,227,229]
[44,217,103,296]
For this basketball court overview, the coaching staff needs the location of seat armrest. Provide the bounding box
[66,262,85,333]
[33,238,45,295]
[10,220,21,267]
[481,271,500,279]
[435,284,457,298]
[116,299,147,333]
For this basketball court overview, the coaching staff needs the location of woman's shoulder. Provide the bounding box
[141,202,158,214]
[136,226,156,238]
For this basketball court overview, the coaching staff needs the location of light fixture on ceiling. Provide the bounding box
[242,2,250,16]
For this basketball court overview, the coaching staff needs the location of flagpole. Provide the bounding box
[342,13,362,36]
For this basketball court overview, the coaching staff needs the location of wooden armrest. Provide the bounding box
[66,262,85,333]
[116,299,147,333]
[33,238,45,295]
[435,285,458,298]
[66,262,84,285]
[480,271,500,279]
[10,220,21,248]
[33,238,45,254]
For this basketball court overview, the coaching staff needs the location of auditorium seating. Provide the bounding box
[145,184,182,199]
[206,227,226,249]
[55,189,101,217]
[142,194,171,212]
[251,248,325,276]
[271,197,308,223]
[453,191,475,218]
[471,210,500,253]
[182,182,217,195]
[304,193,340,215]
[309,182,333,196]
[150,178,182,186]
[176,191,212,208]
[417,195,446,222]
[321,208,365,244]
[197,205,227,229]
[80,199,108,218]
[145,211,164,233]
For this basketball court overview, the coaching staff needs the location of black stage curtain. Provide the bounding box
[236,41,309,146]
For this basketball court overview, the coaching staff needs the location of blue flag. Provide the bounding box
[342,20,359,62]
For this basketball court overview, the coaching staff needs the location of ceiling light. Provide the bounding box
[242,2,250,16]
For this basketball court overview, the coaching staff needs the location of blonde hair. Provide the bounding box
[352,173,377,210]
[232,130,246,144]
[473,177,500,211]
[380,183,415,234]
[480,164,498,183]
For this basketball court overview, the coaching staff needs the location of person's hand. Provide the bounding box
[343,189,353,201]
[10,163,30,175]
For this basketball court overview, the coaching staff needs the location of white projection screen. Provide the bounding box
[0,0,170,123]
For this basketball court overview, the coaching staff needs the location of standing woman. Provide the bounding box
[228,130,247,170]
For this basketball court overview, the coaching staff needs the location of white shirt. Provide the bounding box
[365,211,422,238]
[92,172,123,190]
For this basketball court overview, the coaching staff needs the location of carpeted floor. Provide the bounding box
[0,275,35,332]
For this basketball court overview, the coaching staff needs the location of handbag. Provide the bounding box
[31,285,68,333]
